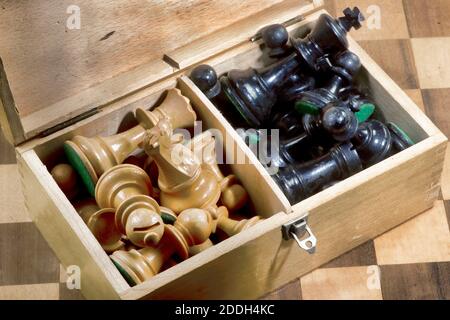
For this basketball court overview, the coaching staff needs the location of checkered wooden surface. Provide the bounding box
[0,0,449,300]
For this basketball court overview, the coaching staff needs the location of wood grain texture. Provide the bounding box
[0,222,59,285]
[300,266,382,300]
[380,262,450,300]
[322,241,377,268]
[0,0,287,118]
[358,39,419,89]
[374,201,450,265]
[403,0,450,38]
[164,0,319,69]
[411,38,450,89]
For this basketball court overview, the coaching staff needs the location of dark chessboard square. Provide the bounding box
[380,262,450,300]
[403,0,450,37]
[0,222,59,285]
[358,39,419,90]
[322,240,377,268]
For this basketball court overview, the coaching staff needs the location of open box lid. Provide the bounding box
[0,0,323,146]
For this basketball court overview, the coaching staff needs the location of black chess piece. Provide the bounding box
[351,120,414,167]
[279,73,316,103]
[190,64,221,99]
[190,64,249,128]
[338,88,376,123]
[220,52,301,127]
[351,120,393,166]
[295,50,362,115]
[219,8,365,127]
[268,103,359,167]
[291,7,364,71]
[261,24,291,59]
[273,142,362,203]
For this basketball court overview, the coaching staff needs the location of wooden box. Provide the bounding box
[0,0,447,299]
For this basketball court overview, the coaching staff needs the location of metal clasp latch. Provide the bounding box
[282,217,317,254]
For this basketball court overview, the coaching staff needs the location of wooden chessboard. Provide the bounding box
[0,0,449,300]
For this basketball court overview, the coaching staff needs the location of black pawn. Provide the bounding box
[190,64,249,128]
[190,64,221,99]
[321,103,358,142]
[261,24,290,59]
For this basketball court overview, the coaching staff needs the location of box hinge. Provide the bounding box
[282,216,316,254]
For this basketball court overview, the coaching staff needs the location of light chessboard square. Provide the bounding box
[300,266,382,300]
[374,201,450,265]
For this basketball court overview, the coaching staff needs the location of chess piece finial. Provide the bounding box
[64,89,196,196]
[321,103,359,142]
[142,120,221,214]
[186,130,249,211]
[190,65,221,99]
[110,208,212,285]
[74,199,124,253]
[95,164,164,247]
[51,163,79,200]
[261,24,290,58]
[273,143,362,203]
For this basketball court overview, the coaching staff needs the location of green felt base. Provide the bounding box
[161,213,177,225]
[355,103,376,123]
[388,122,415,146]
[111,258,136,287]
[295,100,320,115]
[63,143,96,196]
